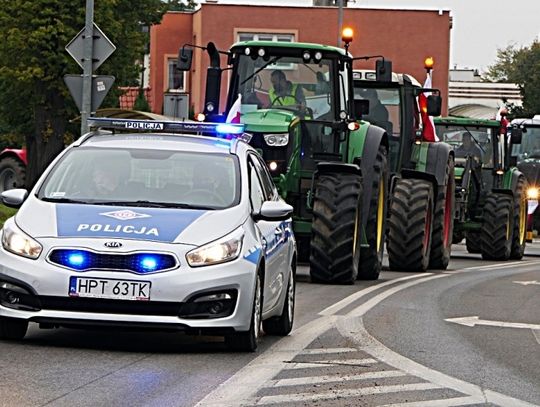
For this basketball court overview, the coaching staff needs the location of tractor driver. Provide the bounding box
[269,69,306,109]
[455,132,483,163]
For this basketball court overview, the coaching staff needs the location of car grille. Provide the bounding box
[48,249,178,274]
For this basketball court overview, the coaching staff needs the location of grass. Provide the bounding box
[0,204,17,227]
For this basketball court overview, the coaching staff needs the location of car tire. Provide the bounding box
[225,272,262,352]
[0,317,28,340]
[263,264,295,336]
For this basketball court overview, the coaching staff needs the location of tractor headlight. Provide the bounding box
[527,187,539,200]
[186,228,244,267]
[263,133,289,147]
[1,218,42,259]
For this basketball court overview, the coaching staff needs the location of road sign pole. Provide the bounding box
[81,0,94,135]
[337,0,343,47]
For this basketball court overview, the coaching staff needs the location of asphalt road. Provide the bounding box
[1,243,539,407]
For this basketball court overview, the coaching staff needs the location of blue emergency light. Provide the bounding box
[87,117,245,139]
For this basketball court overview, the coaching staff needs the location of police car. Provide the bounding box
[0,118,296,352]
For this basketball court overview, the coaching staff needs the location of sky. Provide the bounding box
[210,0,540,73]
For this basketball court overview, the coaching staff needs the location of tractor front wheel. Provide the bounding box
[387,178,434,272]
[510,176,528,260]
[480,193,513,261]
[310,173,362,284]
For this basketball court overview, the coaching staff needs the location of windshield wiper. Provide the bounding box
[41,197,92,204]
[91,200,217,210]
[240,56,282,86]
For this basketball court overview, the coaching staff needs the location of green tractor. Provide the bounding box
[179,40,394,283]
[434,116,528,260]
[353,68,455,271]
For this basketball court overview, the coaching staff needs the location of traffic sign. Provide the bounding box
[65,23,116,71]
[64,75,115,112]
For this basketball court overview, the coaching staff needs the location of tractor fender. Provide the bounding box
[501,167,526,193]
[420,141,454,187]
[0,148,27,165]
[354,124,388,229]
[400,169,438,195]
[315,161,362,177]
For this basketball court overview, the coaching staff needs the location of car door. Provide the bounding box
[248,154,288,312]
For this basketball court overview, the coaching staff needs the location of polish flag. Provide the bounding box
[226,93,242,123]
[418,71,438,142]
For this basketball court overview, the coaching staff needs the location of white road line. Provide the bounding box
[319,273,430,316]
[256,383,442,405]
[444,260,540,274]
[283,358,377,369]
[268,370,406,387]
[513,280,540,286]
[378,395,485,407]
[336,317,539,407]
[532,330,540,345]
[299,347,357,354]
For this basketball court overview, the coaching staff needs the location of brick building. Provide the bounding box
[149,3,452,117]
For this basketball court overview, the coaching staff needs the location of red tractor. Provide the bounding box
[0,148,27,192]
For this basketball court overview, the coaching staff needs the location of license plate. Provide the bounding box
[69,277,151,301]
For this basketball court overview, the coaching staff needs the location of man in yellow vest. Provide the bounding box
[269,69,306,109]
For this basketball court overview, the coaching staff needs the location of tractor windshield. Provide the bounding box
[512,126,540,161]
[233,52,335,120]
[436,125,495,168]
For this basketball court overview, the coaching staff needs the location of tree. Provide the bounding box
[0,0,167,189]
[164,0,197,11]
[484,41,540,117]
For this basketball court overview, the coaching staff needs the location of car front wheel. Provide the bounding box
[0,317,28,340]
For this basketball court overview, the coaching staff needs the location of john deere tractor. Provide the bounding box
[435,116,527,260]
[179,39,393,283]
[353,67,454,271]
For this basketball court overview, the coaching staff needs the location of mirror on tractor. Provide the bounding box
[427,94,442,117]
[376,59,392,82]
[177,47,193,71]
[353,99,370,118]
[510,127,523,144]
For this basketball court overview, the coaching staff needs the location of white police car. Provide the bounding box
[0,118,296,351]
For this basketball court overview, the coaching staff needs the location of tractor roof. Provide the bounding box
[434,116,500,128]
[231,40,346,56]
[353,70,421,87]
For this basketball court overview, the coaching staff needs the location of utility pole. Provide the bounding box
[337,0,343,47]
[81,0,94,135]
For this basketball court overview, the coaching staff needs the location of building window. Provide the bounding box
[237,33,295,43]
[167,59,185,92]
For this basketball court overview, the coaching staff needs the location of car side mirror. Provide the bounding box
[510,127,523,145]
[353,99,370,118]
[1,188,28,208]
[254,201,293,222]
[427,94,442,116]
[177,47,193,71]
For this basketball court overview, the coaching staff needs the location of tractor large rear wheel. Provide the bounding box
[465,232,481,253]
[0,157,25,192]
[358,145,388,280]
[510,176,527,259]
[480,193,513,261]
[387,178,434,272]
[310,173,362,284]
[429,158,455,269]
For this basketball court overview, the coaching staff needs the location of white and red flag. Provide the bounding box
[226,93,242,123]
[418,71,439,142]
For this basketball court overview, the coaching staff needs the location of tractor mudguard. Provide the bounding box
[415,141,454,187]
[354,124,388,229]
[314,162,362,177]
[400,168,438,194]
[502,167,526,192]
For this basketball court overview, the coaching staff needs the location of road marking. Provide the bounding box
[256,383,442,405]
[299,347,357,354]
[533,330,540,345]
[445,316,540,330]
[319,273,430,316]
[378,395,485,407]
[444,260,540,274]
[268,370,406,387]
[513,280,540,286]
[283,358,377,369]
[337,317,539,407]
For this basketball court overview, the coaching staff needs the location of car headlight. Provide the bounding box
[1,219,42,259]
[186,228,244,267]
[264,133,289,147]
[527,187,539,200]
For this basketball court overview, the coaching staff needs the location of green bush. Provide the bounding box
[0,204,17,227]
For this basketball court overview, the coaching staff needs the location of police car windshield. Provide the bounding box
[235,53,334,120]
[38,147,240,209]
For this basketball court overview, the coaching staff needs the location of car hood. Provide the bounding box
[15,198,247,246]
[241,109,296,133]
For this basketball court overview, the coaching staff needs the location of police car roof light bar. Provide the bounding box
[87,117,245,136]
